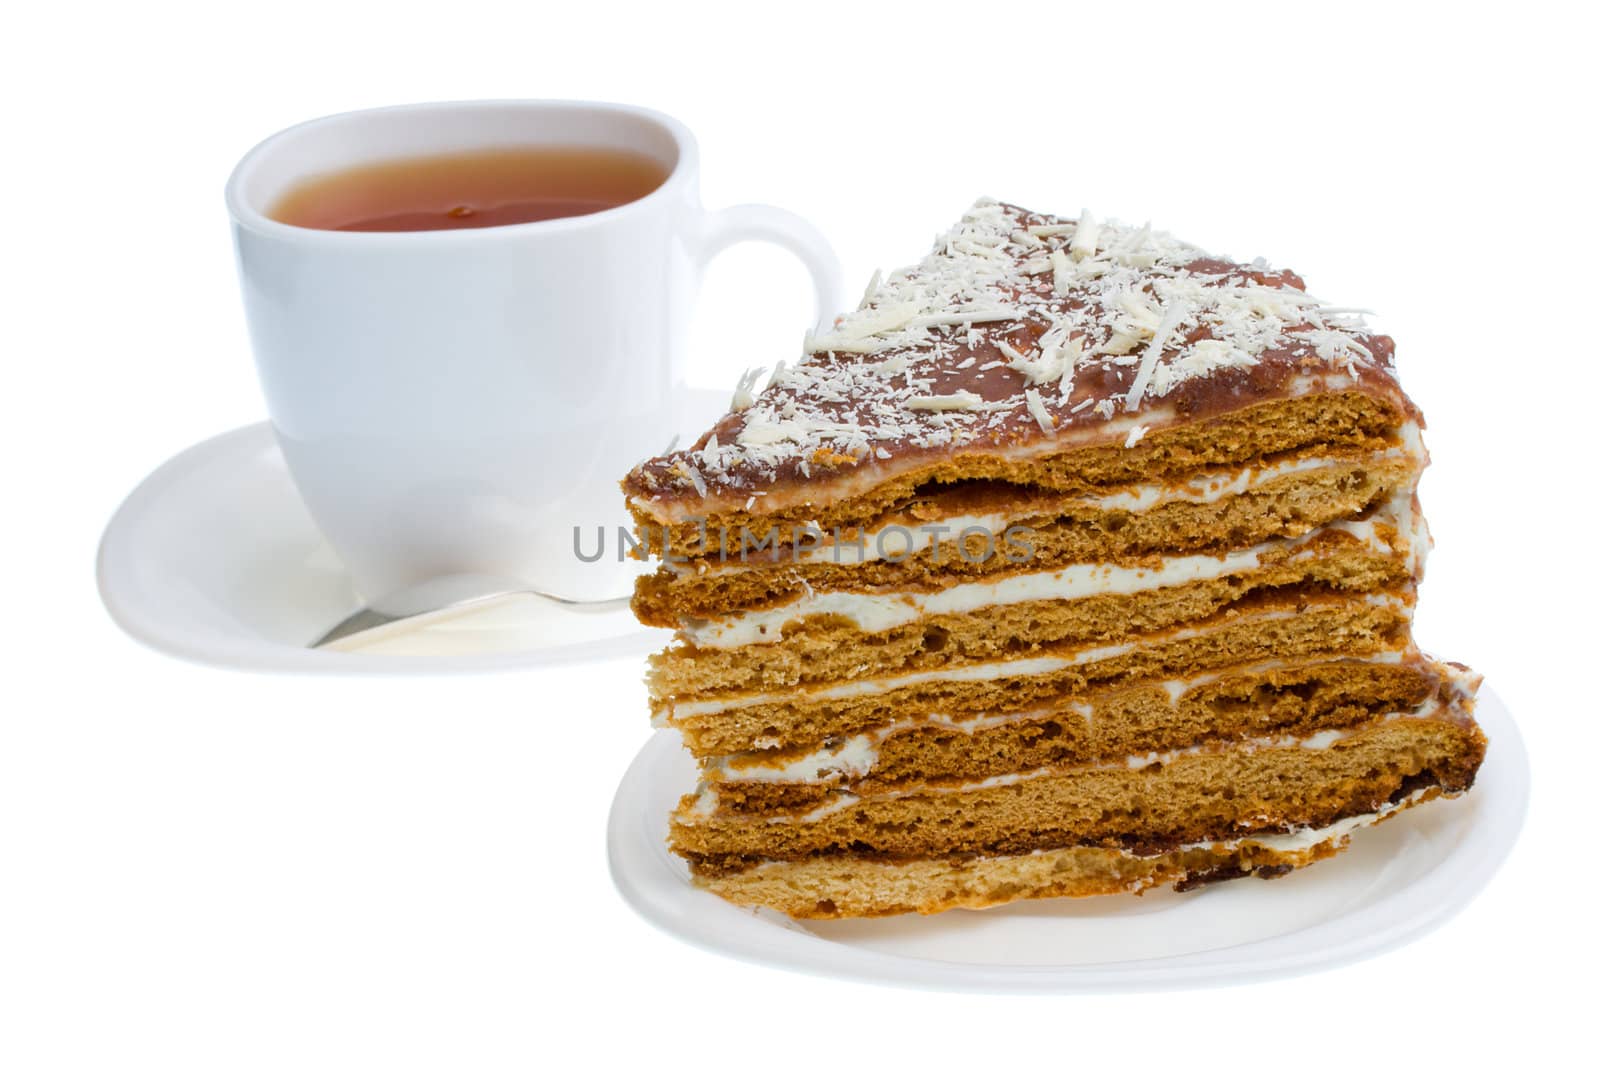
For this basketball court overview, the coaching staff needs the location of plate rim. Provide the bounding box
[96,421,668,676]
[607,684,1528,993]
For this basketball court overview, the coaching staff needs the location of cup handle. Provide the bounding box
[694,204,847,333]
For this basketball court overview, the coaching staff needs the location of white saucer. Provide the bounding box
[607,685,1528,993]
[97,391,729,673]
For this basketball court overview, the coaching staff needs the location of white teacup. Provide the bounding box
[226,100,843,603]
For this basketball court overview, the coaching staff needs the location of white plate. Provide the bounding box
[96,390,728,673]
[607,685,1527,993]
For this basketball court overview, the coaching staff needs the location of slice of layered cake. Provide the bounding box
[621,199,1486,918]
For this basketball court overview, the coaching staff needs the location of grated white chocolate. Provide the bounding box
[634,199,1393,498]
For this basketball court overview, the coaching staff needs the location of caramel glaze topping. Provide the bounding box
[625,200,1415,513]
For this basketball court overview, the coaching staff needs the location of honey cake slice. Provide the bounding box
[620,199,1484,918]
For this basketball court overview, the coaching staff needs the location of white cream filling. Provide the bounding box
[790,702,1435,820]
[1093,418,1422,513]
[659,648,1109,724]
[659,598,1418,726]
[681,490,1424,650]
[1432,656,1482,700]
[713,733,883,783]
[1238,786,1435,853]
[688,692,1446,820]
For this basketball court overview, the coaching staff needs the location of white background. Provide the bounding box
[3,1,1594,1075]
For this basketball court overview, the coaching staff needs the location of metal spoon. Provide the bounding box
[311,572,632,649]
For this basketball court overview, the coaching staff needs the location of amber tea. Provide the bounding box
[269,145,669,232]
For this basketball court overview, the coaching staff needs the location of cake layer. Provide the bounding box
[658,592,1412,758]
[671,704,1486,873]
[694,424,1422,573]
[697,788,1444,918]
[634,448,1422,626]
[647,510,1420,698]
[629,388,1412,559]
[706,655,1441,815]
